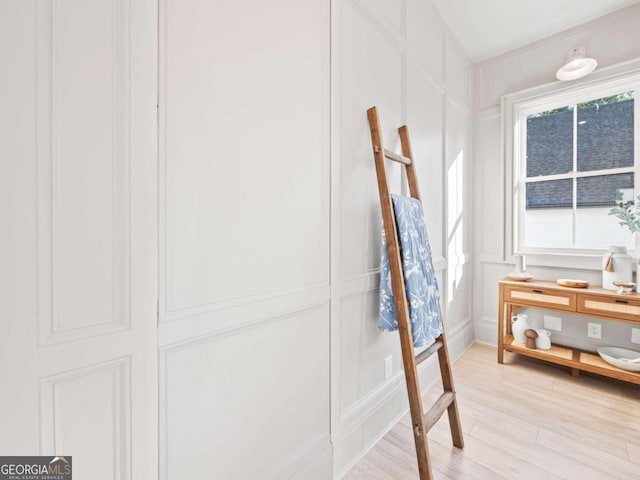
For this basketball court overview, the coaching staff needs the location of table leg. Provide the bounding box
[497,285,504,364]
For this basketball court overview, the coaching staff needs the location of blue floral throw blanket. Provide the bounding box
[379,194,443,348]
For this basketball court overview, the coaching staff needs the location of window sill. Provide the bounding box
[510,251,605,272]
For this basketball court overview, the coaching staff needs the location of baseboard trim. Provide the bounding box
[292,443,333,480]
[332,319,474,479]
[474,315,497,346]
[334,406,410,480]
[263,433,332,480]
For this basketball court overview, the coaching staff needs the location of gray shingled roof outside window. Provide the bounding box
[526,99,634,209]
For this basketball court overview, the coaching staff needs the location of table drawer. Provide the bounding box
[577,295,640,322]
[505,286,576,311]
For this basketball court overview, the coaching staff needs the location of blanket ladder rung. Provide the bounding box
[424,391,455,432]
[415,340,443,365]
[384,148,412,165]
[372,145,413,165]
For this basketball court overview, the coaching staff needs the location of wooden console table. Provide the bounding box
[498,278,640,385]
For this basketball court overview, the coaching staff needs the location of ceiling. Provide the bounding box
[431,0,640,62]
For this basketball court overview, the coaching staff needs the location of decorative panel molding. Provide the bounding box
[476,115,503,259]
[406,0,445,86]
[445,98,471,269]
[345,0,407,50]
[158,284,330,348]
[36,0,131,345]
[445,36,471,108]
[338,0,403,281]
[338,291,400,411]
[39,356,131,480]
[407,61,445,258]
[366,0,406,37]
[159,305,329,480]
[159,280,329,326]
[160,0,330,316]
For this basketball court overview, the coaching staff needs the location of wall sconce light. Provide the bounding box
[556,46,597,81]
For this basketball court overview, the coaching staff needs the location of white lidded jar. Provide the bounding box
[602,246,632,290]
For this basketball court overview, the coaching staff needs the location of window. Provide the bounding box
[521,91,635,251]
[506,70,640,261]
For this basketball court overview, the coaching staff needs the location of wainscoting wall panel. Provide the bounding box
[444,98,472,334]
[446,39,471,108]
[367,0,405,35]
[406,0,445,86]
[475,114,503,261]
[338,291,401,412]
[160,306,329,480]
[39,358,131,480]
[37,0,131,345]
[406,60,445,259]
[160,0,329,316]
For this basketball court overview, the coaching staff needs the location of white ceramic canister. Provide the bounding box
[535,329,551,350]
[511,313,530,343]
[602,246,632,291]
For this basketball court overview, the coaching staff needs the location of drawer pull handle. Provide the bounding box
[532,289,544,294]
[615,299,629,304]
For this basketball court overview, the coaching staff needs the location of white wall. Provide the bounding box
[473,4,640,346]
[331,0,475,477]
[158,0,332,478]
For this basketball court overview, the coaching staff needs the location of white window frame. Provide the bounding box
[502,58,640,270]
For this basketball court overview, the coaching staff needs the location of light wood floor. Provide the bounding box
[345,343,640,480]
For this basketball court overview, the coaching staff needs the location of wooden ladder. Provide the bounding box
[367,106,464,480]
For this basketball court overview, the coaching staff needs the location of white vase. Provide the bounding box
[511,313,530,343]
[602,246,633,290]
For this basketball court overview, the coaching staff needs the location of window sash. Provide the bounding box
[522,167,635,183]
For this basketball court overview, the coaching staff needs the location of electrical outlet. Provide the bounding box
[384,355,393,380]
[588,322,602,339]
[632,328,640,344]
[544,315,562,331]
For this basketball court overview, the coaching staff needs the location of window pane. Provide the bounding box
[577,92,634,172]
[575,173,634,249]
[526,179,572,209]
[526,107,573,177]
[524,209,573,249]
[575,174,634,249]
[524,179,573,248]
[576,173,634,208]
[575,208,634,249]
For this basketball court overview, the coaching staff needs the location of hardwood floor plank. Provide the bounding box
[456,371,635,455]
[536,427,640,479]
[344,343,640,480]
[346,458,398,480]
[388,424,514,480]
[626,441,640,464]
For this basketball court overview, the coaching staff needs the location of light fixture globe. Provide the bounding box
[556,46,597,81]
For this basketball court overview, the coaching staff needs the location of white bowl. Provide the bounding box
[597,347,640,372]
[506,272,533,282]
